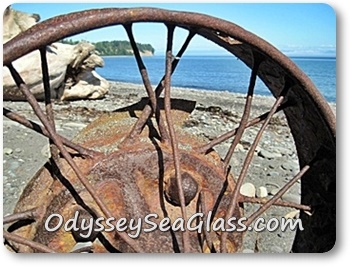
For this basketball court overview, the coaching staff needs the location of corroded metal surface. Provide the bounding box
[9,104,243,253]
[3,8,336,252]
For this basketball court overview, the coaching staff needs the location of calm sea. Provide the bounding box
[96,56,336,103]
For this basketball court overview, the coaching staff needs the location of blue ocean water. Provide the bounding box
[96,56,336,103]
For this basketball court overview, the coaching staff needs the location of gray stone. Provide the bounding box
[242,249,255,253]
[64,122,88,129]
[273,146,292,156]
[257,149,281,159]
[9,161,20,170]
[267,171,280,177]
[281,162,296,171]
[281,194,300,203]
[270,245,285,253]
[269,188,280,196]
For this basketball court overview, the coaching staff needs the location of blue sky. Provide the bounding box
[9,2,336,57]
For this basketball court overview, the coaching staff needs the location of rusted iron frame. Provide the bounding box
[123,30,196,143]
[196,102,287,154]
[220,80,292,253]
[163,24,190,253]
[123,23,170,143]
[39,47,59,162]
[6,64,143,253]
[243,165,310,227]
[3,108,100,158]
[3,208,39,224]
[3,231,57,253]
[223,52,264,169]
[239,196,311,212]
[2,8,335,253]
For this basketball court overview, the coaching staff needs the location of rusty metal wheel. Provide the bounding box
[3,8,336,253]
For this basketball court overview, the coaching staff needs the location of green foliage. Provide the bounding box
[60,39,155,56]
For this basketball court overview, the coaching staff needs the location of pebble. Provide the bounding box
[41,144,51,157]
[257,149,281,159]
[272,146,292,156]
[267,171,280,177]
[70,241,93,253]
[281,194,300,203]
[270,246,285,253]
[4,148,13,155]
[242,249,255,253]
[256,186,268,198]
[240,183,256,197]
[281,162,295,171]
[269,188,280,196]
[9,161,20,170]
[284,210,300,219]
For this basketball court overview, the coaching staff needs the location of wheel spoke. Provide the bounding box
[123,23,170,143]
[220,77,294,252]
[223,52,264,169]
[3,208,39,224]
[243,165,310,227]
[6,63,143,253]
[239,196,311,212]
[163,24,190,253]
[4,231,57,253]
[3,108,100,158]
[196,101,290,154]
[121,30,195,145]
[199,190,216,253]
[39,47,59,161]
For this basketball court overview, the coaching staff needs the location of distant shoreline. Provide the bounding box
[106,80,337,106]
[107,80,337,116]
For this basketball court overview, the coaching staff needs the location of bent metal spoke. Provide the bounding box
[39,47,59,162]
[3,232,57,253]
[223,52,264,170]
[123,23,170,143]
[163,24,190,253]
[3,108,99,158]
[220,79,292,252]
[3,7,336,253]
[243,165,311,228]
[196,101,290,154]
[3,208,40,225]
[121,30,196,145]
[5,64,143,253]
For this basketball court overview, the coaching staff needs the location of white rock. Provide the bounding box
[240,183,256,197]
[256,186,268,198]
[284,210,300,219]
[70,241,93,253]
[41,144,51,157]
[3,148,13,155]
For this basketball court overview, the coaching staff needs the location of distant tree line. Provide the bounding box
[60,39,155,56]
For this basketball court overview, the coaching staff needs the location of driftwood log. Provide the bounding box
[3,6,109,101]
